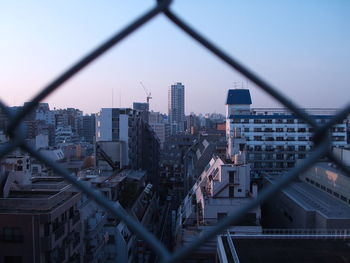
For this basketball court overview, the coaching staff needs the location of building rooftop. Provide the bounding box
[0,189,79,213]
[226,89,252,105]
[228,114,339,119]
[229,236,350,263]
[266,177,350,219]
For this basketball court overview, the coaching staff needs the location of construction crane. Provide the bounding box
[140,81,152,104]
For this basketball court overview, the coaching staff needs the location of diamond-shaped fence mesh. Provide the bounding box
[1,1,350,262]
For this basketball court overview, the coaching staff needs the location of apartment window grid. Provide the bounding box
[0,1,349,262]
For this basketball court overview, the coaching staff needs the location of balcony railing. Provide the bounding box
[54,224,65,241]
[72,213,80,225]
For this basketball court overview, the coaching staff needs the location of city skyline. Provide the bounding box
[1,1,349,115]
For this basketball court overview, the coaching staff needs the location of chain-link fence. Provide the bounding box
[1,1,349,262]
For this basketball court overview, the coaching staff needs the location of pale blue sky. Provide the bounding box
[1,1,349,114]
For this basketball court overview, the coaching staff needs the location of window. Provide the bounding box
[229,186,234,197]
[2,227,23,243]
[217,213,227,220]
[276,154,284,160]
[298,146,306,151]
[276,146,284,151]
[254,146,262,151]
[229,171,239,184]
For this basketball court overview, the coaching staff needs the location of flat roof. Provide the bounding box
[267,177,350,219]
[229,114,337,119]
[0,189,79,213]
[231,237,350,263]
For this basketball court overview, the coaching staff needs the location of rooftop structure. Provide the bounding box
[217,232,350,263]
[263,160,350,229]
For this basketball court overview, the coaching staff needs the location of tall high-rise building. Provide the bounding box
[168,82,185,134]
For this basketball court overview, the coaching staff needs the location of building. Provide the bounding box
[185,114,200,134]
[217,231,350,263]
[96,108,143,168]
[95,108,160,187]
[0,171,82,263]
[81,114,96,144]
[133,102,149,123]
[183,134,226,194]
[148,111,169,149]
[168,82,185,134]
[226,89,348,176]
[263,160,350,229]
[176,132,261,261]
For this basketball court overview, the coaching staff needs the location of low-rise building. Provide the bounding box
[217,231,350,263]
[0,176,82,263]
[176,132,261,261]
[263,160,350,229]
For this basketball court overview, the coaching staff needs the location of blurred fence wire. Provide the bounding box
[1,1,349,262]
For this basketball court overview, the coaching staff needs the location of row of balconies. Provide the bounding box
[248,137,310,142]
[248,158,298,162]
[232,118,345,125]
[247,148,309,152]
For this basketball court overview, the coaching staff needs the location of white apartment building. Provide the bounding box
[168,82,185,134]
[96,108,141,167]
[226,89,348,175]
[176,132,261,261]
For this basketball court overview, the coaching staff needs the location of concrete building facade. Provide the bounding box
[226,89,348,176]
[168,82,185,134]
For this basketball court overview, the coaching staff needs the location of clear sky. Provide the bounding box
[1,0,349,115]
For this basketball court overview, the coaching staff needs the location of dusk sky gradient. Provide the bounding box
[1,0,349,115]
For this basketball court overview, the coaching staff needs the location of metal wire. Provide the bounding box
[1,0,349,262]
